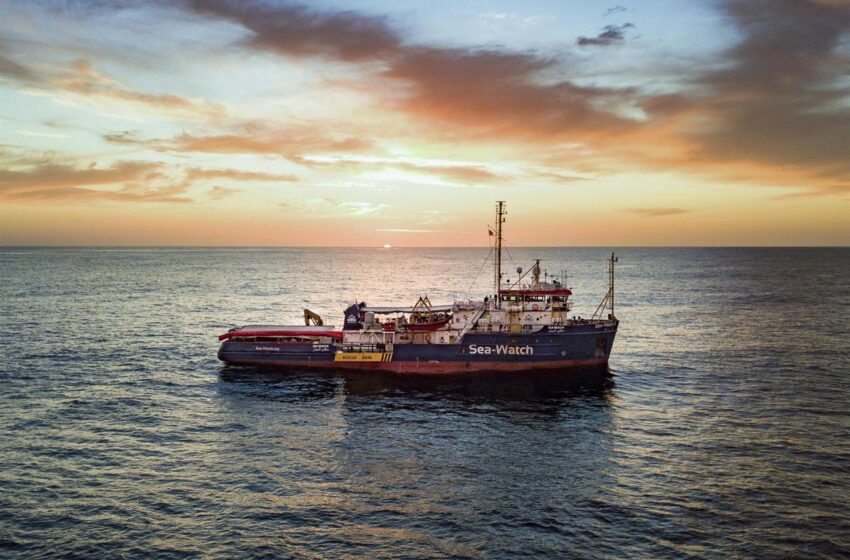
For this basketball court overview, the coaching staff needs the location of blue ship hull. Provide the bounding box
[218,322,618,374]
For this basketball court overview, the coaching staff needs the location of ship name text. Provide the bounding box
[468,345,533,356]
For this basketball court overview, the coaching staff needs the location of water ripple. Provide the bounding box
[1,248,848,558]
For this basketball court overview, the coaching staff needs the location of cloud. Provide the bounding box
[0,159,193,203]
[14,129,69,139]
[0,159,162,193]
[770,184,850,200]
[54,59,226,119]
[4,186,190,203]
[683,0,850,182]
[103,126,370,160]
[185,1,642,143]
[180,0,850,196]
[299,154,590,186]
[173,131,366,156]
[186,167,298,182]
[477,12,555,28]
[12,0,844,201]
[174,129,370,159]
[530,170,591,183]
[626,208,690,217]
[382,47,638,140]
[0,54,37,82]
[479,12,511,21]
[0,150,299,203]
[322,198,387,216]
[296,154,505,184]
[206,185,240,199]
[575,0,850,196]
[0,40,39,83]
[101,130,149,145]
[171,133,278,154]
[392,161,501,183]
[605,6,628,17]
[577,24,634,46]
[0,146,57,167]
[0,51,225,121]
[375,228,460,233]
[186,0,400,62]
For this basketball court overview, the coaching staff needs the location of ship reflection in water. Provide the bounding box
[215,366,618,558]
[343,366,613,403]
[220,365,614,405]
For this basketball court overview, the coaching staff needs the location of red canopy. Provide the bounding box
[219,330,343,341]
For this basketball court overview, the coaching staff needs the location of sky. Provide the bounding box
[0,0,849,246]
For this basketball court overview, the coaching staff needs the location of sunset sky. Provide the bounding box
[1,0,849,246]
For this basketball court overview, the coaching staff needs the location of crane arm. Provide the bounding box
[303,308,324,326]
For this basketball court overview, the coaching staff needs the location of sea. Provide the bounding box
[0,247,848,559]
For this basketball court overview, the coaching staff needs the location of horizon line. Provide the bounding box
[1,245,848,249]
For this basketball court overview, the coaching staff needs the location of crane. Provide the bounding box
[303,308,324,326]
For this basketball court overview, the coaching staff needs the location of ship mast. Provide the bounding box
[609,251,616,318]
[592,251,618,320]
[494,201,506,308]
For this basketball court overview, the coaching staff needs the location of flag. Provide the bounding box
[488,227,494,237]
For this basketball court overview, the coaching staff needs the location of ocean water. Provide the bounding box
[0,247,848,559]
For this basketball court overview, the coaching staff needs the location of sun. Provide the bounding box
[383,243,392,249]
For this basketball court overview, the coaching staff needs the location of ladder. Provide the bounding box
[458,304,488,337]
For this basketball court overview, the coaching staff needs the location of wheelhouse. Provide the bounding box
[499,289,573,310]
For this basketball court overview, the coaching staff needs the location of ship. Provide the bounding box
[217,202,619,374]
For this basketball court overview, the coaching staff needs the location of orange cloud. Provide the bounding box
[174,131,369,157]
[295,155,506,184]
[382,48,638,142]
[105,127,370,160]
[185,0,850,196]
[56,59,226,119]
[0,52,226,121]
[0,159,193,203]
[8,0,847,204]
[0,150,300,204]
[0,160,161,193]
[770,184,850,200]
[627,208,690,217]
[206,185,240,199]
[186,1,640,141]
[185,167,298,182]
